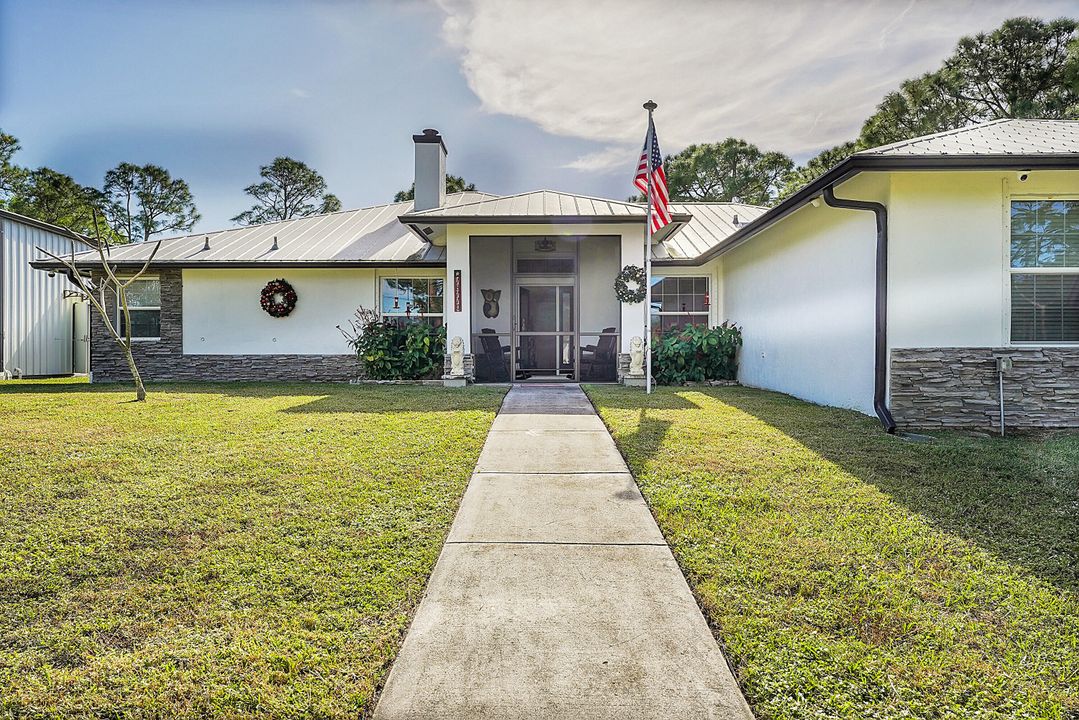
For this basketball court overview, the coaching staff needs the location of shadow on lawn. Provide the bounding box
[581,384,702,410]
[714,387,1079,593]
[0,379,507,413]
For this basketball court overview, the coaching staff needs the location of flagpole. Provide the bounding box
[643,100,656,394]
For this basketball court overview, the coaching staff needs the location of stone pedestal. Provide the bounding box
[623,375,647,388]
[442,353,475,385]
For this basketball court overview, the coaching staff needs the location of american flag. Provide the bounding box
[633,117,672,232]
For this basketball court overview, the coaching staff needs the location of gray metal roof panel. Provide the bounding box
[857,119,1079,156]
[654,203,767,260]
[400,189,653,221]
[56,191,496,267]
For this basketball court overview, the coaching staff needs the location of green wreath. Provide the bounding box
[614,264,647,304]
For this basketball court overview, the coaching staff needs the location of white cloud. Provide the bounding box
[437,0,1075,169]
[562,145,635,171]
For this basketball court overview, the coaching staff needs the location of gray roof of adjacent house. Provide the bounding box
[0,209,94,246]
[856,118,1079,157]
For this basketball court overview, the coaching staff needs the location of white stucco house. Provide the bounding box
[34,120,1079,430]
[2,209,91,377]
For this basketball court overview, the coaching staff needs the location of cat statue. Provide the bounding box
[481,289,501,318]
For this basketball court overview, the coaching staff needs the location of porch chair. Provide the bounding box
[579,328,618,382]
[475,328,511,382]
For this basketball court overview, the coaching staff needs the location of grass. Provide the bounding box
[585,384,1079,720]
[0,380,505,719]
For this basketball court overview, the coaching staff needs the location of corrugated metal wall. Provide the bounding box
[2,217,86,376]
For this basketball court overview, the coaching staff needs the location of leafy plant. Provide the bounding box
[651,322,742,385]
[339,307,446,380]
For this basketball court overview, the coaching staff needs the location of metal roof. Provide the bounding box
[399,189,686,223]
[664,120,1079,267]
[35,120,1079,271]
[856,119,1079,157]
[48,192,495,268]
[655,203,767,260]
[0,209,94,247]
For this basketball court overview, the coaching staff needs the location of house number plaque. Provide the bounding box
[453,269,462,313]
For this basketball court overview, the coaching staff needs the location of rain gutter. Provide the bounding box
[822,186,896,434]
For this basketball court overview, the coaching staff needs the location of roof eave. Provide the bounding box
[656,153,1079,267]
[0,209,96,247]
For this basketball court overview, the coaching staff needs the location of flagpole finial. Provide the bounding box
[643,100,657,111]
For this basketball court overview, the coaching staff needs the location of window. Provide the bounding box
[380,277,444,327]
[515,257,576,275]
[1010,200,1079,343]
[118,278,161,340]
[650,276,709,337]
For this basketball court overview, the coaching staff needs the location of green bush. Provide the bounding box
[651,322,742,385]
[340,308,446,380]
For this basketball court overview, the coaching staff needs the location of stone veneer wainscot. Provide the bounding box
[89,269,360,382]
[890,347,1079,430]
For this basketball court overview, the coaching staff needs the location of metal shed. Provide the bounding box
[1,210,92,377]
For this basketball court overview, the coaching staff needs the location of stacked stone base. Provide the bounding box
[890,347,1079,430]
[92,353,361,383]
[89,268,366,383]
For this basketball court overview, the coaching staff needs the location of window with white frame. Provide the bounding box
[117,278,161,340]
[649,275,709,338]
[380,277,445,327]
[1010,200,1079,343]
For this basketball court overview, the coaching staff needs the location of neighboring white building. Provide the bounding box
[34,120,1079,430]
[2,209,91,377]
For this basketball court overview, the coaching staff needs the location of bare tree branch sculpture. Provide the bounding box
[38,211,161,401]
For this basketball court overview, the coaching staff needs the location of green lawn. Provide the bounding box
[0,380,505,718]
[585,385,1079,720]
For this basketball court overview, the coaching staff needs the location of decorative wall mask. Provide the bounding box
[481,289,501,318]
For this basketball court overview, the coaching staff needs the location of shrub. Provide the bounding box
[339,307,447,380]
[651,322,742,385]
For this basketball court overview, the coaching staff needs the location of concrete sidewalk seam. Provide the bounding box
[372,383,755,720]
[445,540,670,547]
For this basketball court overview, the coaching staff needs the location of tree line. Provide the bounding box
[3,17,1073,238]
[637,17,1079,207]
[0,136,342,242]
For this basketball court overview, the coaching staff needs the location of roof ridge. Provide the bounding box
[403,188,646,217]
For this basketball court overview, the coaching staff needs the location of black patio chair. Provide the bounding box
[580,328,618,382]
[475,328,511,382]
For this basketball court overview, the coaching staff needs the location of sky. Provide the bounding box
[0,0,1075,232]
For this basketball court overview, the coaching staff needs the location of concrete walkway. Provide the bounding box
[373,384,753,720]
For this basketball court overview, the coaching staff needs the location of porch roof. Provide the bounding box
[656,203,768,260]
[399,189,692,226]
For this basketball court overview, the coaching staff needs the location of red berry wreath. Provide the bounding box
[260,279,297,317]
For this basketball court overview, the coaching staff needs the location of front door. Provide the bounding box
[515,282,574,380]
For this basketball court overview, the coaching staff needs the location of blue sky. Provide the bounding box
[1,0,1073,232]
